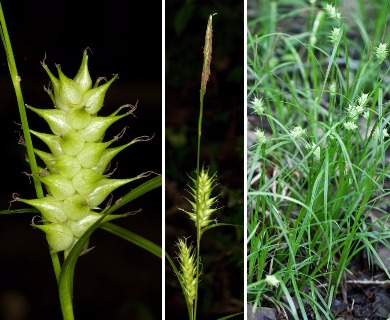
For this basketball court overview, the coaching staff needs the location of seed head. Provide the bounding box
[201,14,216,96]
[176,238,197,305]
[254,128,267,145]
[265,274,280,288]
[251,97,265,116]
[306,142,321,161]
[375,42,389,63]
[373,127,389,140]
[290,126,306,139]
[179,167,219,228]
[19,51,144,255]
[357,92,369,107]
[343,121,358,131]
[347,104,364,120]
[328,27,341,45]
[324,3,341,20]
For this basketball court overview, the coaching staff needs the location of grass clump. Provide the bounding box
[247,0,390,318]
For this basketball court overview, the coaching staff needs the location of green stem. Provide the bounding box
[193,83,205,320]
[60,296,74,320]
[193,14,215,319]
[0,0,62,300]
[194,226,201,320]
[0,3,44,199]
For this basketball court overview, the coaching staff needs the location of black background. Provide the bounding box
[0,1,162,319]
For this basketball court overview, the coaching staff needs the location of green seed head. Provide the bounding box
[19,51,144,254]
[179,167,219,228]
[176,238,197,305]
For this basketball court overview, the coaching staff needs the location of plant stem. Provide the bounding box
[0,2,62,281]
[193,76,205,320]
[0,3,63,317]
[194,14,216,320]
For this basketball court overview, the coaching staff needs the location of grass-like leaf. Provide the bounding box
[105,174,162,214]
[58,174,162,319]
[99,222,161,258]
[248,0,390,317]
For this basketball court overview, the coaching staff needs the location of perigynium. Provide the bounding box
[14,50,151,257]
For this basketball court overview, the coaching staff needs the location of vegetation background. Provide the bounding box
[0,1,162,319]
[165,0,245,319]
[247,0,390,318]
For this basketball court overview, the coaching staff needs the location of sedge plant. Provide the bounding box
[0,3,162,319]
[248,0,390,318]
[165,14,243,320]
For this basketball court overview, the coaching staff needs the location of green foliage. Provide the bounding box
[248,0,390,318]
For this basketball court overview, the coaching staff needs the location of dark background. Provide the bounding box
[0,1,162,319]
[165,0,244,319]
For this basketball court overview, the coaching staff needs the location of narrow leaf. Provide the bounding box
[105,174,162,214]
[99,222,161,258]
